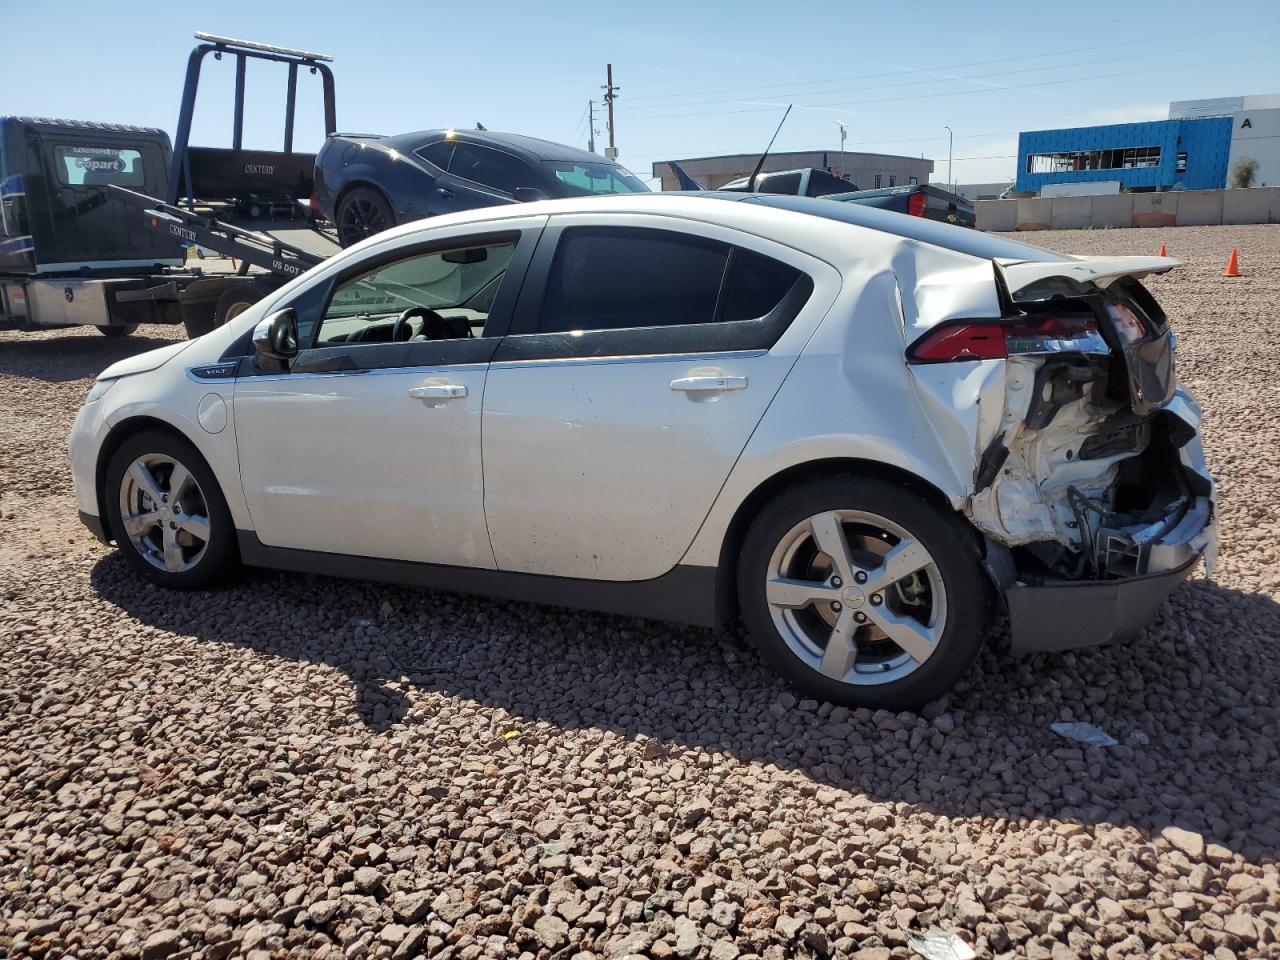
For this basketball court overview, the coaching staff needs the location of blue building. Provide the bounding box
[1015,117,1232,194]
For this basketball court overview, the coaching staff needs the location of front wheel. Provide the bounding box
[737,475,988,709]
[104,430,238,589]
[98,324,138,338]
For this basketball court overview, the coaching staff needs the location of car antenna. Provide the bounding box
[745,104,792,190]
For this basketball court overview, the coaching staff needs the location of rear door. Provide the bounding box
[481,214,838,581]
[428,141,532,214]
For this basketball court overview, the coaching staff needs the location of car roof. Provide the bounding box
[387,129,614,165]
[736,193,1063,263]
[360,191,1067,266]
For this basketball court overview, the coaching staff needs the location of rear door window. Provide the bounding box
[417,140,455,171]
[450,144,538,195]
[54,146,146,187]
[536,226,806,334]
[538,227,728,333]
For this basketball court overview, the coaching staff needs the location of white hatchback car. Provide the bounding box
[70,194,1216,708]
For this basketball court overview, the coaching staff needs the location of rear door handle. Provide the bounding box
[670,375,747,393]
[408,384,468,400]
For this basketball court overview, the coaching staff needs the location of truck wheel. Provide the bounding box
[214,279,272,328]
[98,324,139,338]
[336,187,395,247]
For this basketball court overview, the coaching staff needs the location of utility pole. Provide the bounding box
[944,125,954,193]
[587,100,596,153]
[602,64,620,159]
[837,122,847,179]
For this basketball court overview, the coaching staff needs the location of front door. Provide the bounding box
[234,223,541,567]
[481,215,836,581]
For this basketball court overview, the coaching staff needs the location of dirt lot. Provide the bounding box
[2,225,1278,960]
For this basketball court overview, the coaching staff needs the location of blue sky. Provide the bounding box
[4,0,1278,187]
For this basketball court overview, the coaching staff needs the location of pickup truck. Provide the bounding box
[828,183,975,227]
[720,167,857,197]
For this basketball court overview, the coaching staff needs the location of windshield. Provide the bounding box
[546,161,649,197]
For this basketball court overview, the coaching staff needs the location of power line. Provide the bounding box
[617,51,1271,123]
[620,28,1231,106]
[620,39,1243,120]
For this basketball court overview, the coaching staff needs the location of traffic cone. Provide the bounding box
[1158,243,1167,257]
[1223,248,1241,277]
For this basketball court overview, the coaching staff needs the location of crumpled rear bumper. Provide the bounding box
[1005,492,1216,654]
[1006,554,1202,655]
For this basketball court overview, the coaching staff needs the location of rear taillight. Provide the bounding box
[907,192,927,218]
[907,315,1103,363]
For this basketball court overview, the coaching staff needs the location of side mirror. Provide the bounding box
[253,308,299,365]
[513,186,551,203]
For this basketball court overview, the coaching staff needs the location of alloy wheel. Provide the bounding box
[338,196,388,246]
[765,509,947,686]
[117,453,212,574]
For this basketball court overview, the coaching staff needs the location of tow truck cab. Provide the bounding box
[0,117,188,332]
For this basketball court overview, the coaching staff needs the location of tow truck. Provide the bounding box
[0,34,340,340]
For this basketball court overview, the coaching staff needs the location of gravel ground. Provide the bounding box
[2,225,1278,960]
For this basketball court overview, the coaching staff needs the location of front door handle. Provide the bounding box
[436,187,454,199]
[670,375,747,393]
[408,384,467,400]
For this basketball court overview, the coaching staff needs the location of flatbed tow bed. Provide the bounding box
[1,34,343,340]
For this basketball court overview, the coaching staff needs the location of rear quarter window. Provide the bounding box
[54,145,146,187]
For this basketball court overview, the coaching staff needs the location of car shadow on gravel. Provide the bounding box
[0,333,176,382]
[90,557,1280,863]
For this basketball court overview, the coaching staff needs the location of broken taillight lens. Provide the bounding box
[907,315,1103,363]
[907,192,927,218]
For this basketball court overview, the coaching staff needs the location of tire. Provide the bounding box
[737,474,988,710]
[183,279,272,339]
[214,279,272,328]
[336,186,395,247]
[104,429,238,589]
[98,324,138,338]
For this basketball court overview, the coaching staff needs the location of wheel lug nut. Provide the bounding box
[870,593,883,606]
[831,576,842,588]
[831,601,842,612]
[169,522,177,530]
[854,612,867,623]
[855,571,867,584]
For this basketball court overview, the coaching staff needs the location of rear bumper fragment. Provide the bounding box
[1006,555,1200,655]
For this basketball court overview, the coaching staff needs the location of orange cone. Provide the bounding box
[1158,243,1167,257]
[1223,248,1241,277]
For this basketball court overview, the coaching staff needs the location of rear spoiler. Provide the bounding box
[996,255,1180,299]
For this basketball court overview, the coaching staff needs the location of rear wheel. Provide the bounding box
[104,430,238,589]
[97,324,138,338]
[738,475,988,709]
[336,186,394,247]
[214,279,272,328]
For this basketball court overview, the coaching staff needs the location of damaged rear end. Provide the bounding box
[908,255,1217,654]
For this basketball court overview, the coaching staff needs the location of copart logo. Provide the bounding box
[76,157,125,175]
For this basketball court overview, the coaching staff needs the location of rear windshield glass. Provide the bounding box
[54,146,146,187]
[745,194,1066,263]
